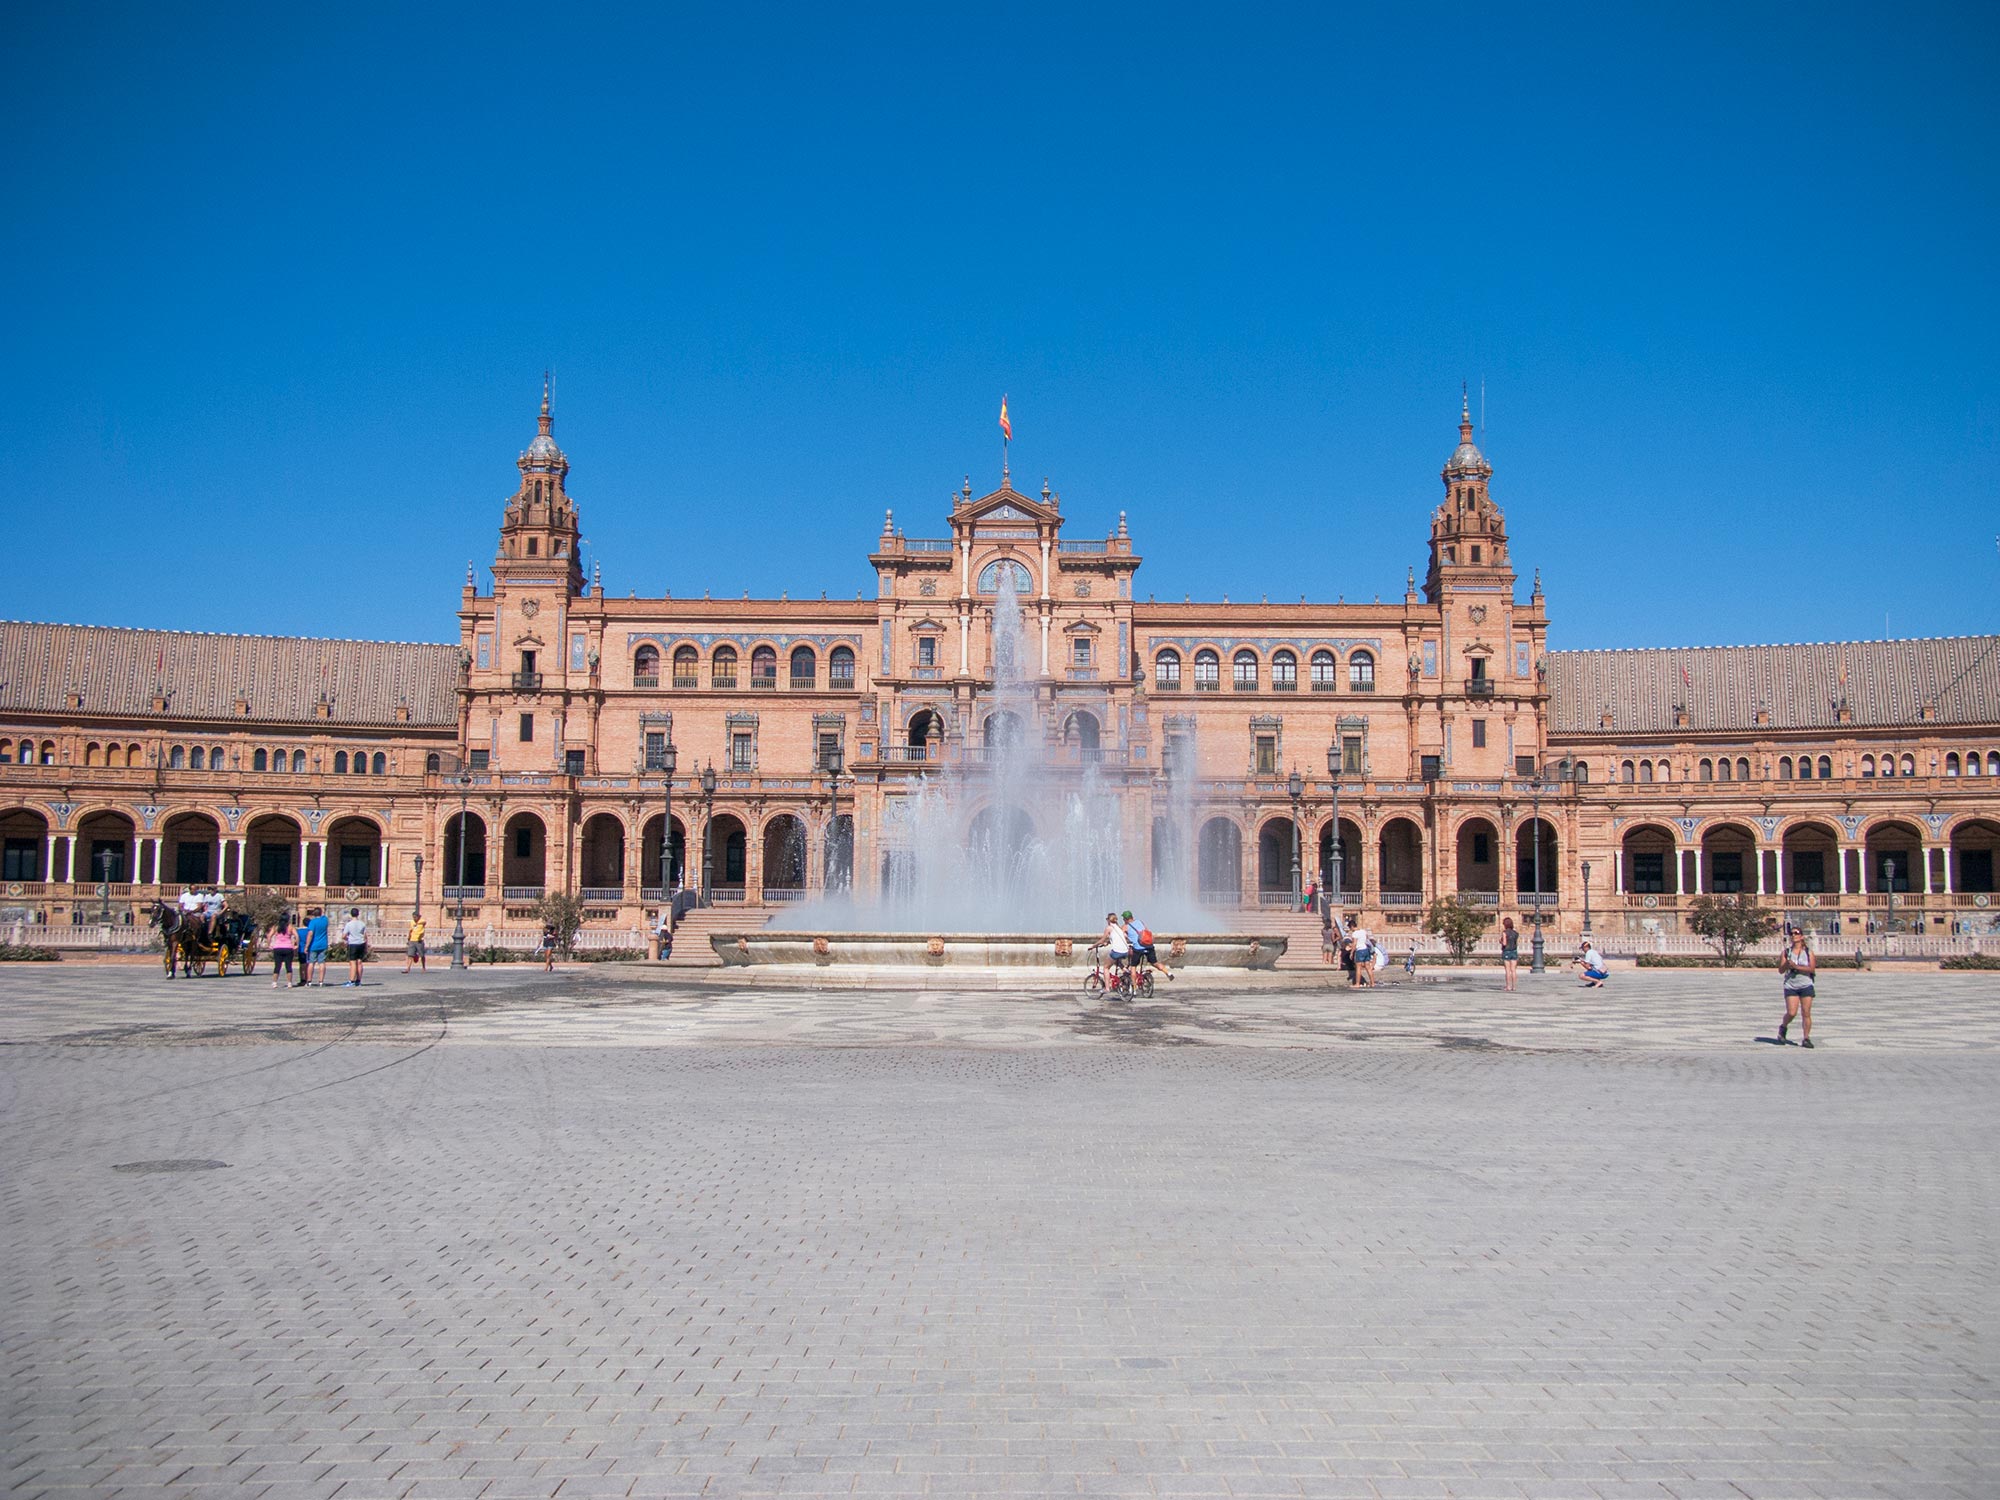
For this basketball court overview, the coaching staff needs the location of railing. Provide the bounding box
[903,538,954,552]
[913,666,942,679]
[1058,540,1108,553]
[888,745,936,762]
[441,885,483,900]
[1197,887,1244,905]
[711,886,747,902]
[1455,890,1500,907]
[764,888,807,903]
[633,674,660,688]
[501,885,545,901]
[70,882,137,897]
[1466,679,1494,697]
[829,673,856,691]
[750,674,777,690]
[512,671,543,691]
[1272,679,1296,692]
[1379,891,1425,906]
[578,887,624,903]
[1312,679,1338,692]
[1256,891,1295,906]
[1516,891,1559,908]
[672,675,699,690]
[1233,680,1258,692]
[789,675,816,691]
[1624,892,1678,908]
[1194,680,1220,692]
[712,674,738,690]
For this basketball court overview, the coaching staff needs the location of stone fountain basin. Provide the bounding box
[711,931,1287,970]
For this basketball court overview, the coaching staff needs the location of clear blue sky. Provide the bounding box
[5,2,1995,650]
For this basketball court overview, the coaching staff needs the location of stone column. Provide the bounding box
[44,834,59,884]
[1754,843,1766,896]
[1940,845,1954,895]
[1837,846,1851,895]
[1690,847,1704,896]
[1614,844,1625,895]
[1921,845,1935,896]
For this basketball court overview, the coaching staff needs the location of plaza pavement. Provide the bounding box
[2,963,1995,1499]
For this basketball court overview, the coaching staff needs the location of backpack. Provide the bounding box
[1139,927,1154,946]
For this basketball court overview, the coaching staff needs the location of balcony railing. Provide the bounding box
[501,885,545,901]
[1272,679,1297,692]
[712,674,738,690]
[633,674,660,688]
[789,675,816,691]
[441,885,483,900]
[765,888,807,902]
[512,671,543,692]
[672,674,699,690]
[1194,680,1220,692]
[711,885,747,902]
[903,538,954,552]
[750,674,778,691]
[1466,679,1494,697]
[1380,891,1425,906]
[578,887,624,903]
[829,673,856,691]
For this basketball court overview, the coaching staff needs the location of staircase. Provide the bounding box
[660,905,745,968]
[1255,908,1335,971]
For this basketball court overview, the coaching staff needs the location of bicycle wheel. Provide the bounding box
[1137,969,1155,999]
[1083,970,1106,995]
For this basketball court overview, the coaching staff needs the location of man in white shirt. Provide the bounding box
[1351,924,1376,987]
[340,908,369,987]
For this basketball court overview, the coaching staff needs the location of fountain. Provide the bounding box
[712,577,1285,974]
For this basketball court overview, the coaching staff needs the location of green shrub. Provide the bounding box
[1941,954,2000,970]
[569,948,644,963]
[1635,952,1863,969]
[0,944,60,962]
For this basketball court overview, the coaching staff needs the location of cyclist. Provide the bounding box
[1102,910,1134,993]
[1122,910,1172,982]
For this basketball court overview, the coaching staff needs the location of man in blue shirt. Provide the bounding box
[299,907,330,987]
[1122,910,1171,982]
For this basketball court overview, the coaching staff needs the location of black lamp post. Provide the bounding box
[824,742,846,890]
[1581,859,1592,934]
[1287,769,1304,910]
[1529,768,1548,973]
[451,771,471,970]
[413,853,423,921]
[1884,855,1897,935]
[699,761,717,905]
[1325,741,1343,912]
[656,740,679,902]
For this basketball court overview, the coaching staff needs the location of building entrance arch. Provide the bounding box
[162,812,220,888]
[1455,816,1500,895]
[1,807,51,884]
[76,810,138,886]
[1700,822,1758,895]
[763,814,808,894]
[325,816,382,889]
[501,811,547,894]
[245,814,301,887]
[1620,823,1679,897]
[580,813,626,894]
[443,811,487,890]
[1950,818,2000,896]
[1197,818,1241,904]
[1378,817,1423,896]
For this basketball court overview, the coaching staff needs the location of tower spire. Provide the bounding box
[539,370,553,435]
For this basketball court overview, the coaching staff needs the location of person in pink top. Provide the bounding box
[268,914,296,988]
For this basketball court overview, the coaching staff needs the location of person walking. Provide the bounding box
[268,914,296,989]
[1777,925,1817,1048]
[540,921,559,972]
[402,911,427,973]
[340,908,369,987]
[1499,916,1520,991]
[1351,924,1376,988]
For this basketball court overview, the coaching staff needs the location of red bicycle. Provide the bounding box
[1083,944,1154,999]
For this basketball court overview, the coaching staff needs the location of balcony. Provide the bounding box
[1466,679,1494,698]
[512,671,544,692]
[1194,680,1220,693]
[578,887,624,904]
[633,674,660,688]
[672,675,700,690]
[712,674,738,690]
[501,885,545,901]
[829,673,856,691]
[789,675,816,691]
[750,674,778,691]
[1272,679,1297,692]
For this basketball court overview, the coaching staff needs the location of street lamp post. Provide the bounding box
[413,853,424,920]
[1884,856,1897,935]
[1287,769,1304,911]
[699,762,717,906]
[825,743,846,890]
[1529,768,1547,974]
[450,771,471,970]
[656,740,679,905]
[1325,741,1343,916]
[1581,859,1592,933]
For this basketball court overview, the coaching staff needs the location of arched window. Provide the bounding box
[1193,649,1220,691]
[1988,750,2000,775]
[1271,650,1297,691]
[1900,753,1915,777]
[1967,752,1984,777]
[41,742,56,765]
[712,645,738,689]
[672,646,698,688]
[269,746,286,772]
[1860,755,1874,778]
[1801,755,1816,780]
[210,745,224,769]
[190,746,205,770]
[1698,758,1713,781]
[1232,650,1259,691]
[1310,650,1337,691]
[425,752,441,773]
[291,749,306,772]
[84,743,101,767]
[633,644,660,685]
[975,557,1033,595]
[1620,760,1635,783]
[1779,756,1793,780]
[1717,758,1732,783]
[333,751,348,773]
[352,749,368,775]
[1946,753,1961,776]
[829,646,856,688]
[1818,756,1833,779]
[750,645,777,688]
[1349,651,1376,691]
[372,752,387,774]
[252,748,267,771]
[1638,761,1653,784]
[1573,761,1589,783]
[1155,649,1181,690]
[789,645,816,690]
[1737,757,1751,781]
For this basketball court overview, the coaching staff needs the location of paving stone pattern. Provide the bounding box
[2,967,1996,1499]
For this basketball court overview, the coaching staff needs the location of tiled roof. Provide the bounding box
[0,621,460,728]
[1548,636,2000,736]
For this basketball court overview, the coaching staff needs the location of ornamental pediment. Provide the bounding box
[960,484,1060,528]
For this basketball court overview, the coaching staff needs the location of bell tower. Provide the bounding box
[1423,391,1512,602]
[494,375,584,596]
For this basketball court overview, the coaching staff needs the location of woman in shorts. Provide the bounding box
[1777,926,1817,1048]
[402,911,427,973]
[1499,916,1520,991]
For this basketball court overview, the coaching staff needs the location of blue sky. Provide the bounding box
[4,2,1995,649]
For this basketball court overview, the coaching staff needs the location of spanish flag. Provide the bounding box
[998,396,1011,443]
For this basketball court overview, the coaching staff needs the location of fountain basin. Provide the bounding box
[711,931,1287,971]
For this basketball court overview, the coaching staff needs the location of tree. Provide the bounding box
[1686,894,1779,965]
[227,886,291,932]
[1425,895,1493,962]
[533,891,585,955]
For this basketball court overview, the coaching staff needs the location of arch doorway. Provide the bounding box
[500,812,546,894]
[1257,816,1296,899]
[709,814,748,892]
[907,709,945,760]
[1,807,51,882]
[443,811,487,891]
[1317,818,1361,900]
[1951,818,2000,896]
[76,810,137,886]
[245,814,301,887]
[162,812,219,888]
[1455,816,1500,896]
[763,814,808,895]
[1620,824,1679,897]
[1197,818,1242,905]
[638,813,686,894]
[1378,818,1423,898]
[1701,823,1757,894]
[580,813,626,896]
[326,817,382,889]
[1515,817,1558,905]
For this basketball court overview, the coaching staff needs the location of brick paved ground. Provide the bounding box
[2,965,1995,1499]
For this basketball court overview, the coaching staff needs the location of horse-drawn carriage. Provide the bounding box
[148,901,260,977]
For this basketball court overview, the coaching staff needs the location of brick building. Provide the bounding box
[4,388,1997,938]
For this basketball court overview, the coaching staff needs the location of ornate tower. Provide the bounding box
[1423,392,1512,601]
[494,376,584,596]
